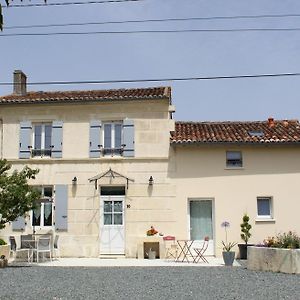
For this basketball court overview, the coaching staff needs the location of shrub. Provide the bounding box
[263,231,300,249]
[276,231,300,249]
[0,239,7,245]
[240,214,252,244]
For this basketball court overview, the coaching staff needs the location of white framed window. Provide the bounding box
[103,200,123,225]
[32,123,52,157]
[257,197,272,219]
[102,122,123,156]
[226,151,243,168]
[32,186,54,227]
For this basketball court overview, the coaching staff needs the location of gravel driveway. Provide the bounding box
[1,265,299,300]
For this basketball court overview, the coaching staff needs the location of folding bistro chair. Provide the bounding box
[193,236,209,263]
[163,236,178,260]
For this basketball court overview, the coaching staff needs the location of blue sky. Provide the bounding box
[1,0,300,121]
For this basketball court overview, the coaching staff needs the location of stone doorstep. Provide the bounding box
[98,254,126,259]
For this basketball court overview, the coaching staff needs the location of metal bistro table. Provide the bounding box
[176,240,195,263]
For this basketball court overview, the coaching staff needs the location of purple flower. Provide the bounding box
[221,221,230,228]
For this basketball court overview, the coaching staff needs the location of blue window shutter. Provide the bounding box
[89,120,102,158]
[51,121,63,158]
[19,121,32,159]
[122,119,135,157]
[12,216,26,231]
[55,185,68,231]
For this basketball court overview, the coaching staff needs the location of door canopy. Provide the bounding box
[88,168,134,189]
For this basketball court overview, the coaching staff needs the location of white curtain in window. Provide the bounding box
[190,200,212,240]
[44,203,52,219]
[33,206,41,219]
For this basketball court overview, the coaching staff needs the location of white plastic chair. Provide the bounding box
[9,236,31,262]
[33,236,52,263]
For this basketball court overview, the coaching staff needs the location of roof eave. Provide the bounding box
[170,141,300,146]
[0,95,171,106]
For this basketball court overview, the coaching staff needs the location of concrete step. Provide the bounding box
[98,254,126,259]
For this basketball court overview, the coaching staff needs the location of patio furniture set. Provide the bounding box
[9,234,60,263]
[163,236,209,263]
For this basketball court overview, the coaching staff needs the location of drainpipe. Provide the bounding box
[0,118,3,159]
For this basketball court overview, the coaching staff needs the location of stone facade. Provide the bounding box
[0,83,300,258]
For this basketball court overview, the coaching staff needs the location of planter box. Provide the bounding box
[0,245,9,259]
[248,246,300,274]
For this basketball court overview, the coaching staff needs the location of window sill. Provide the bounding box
[255,218,276,223]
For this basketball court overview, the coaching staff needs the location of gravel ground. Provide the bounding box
[0,264,299,300]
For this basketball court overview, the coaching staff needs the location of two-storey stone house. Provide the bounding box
[1,70,300,257]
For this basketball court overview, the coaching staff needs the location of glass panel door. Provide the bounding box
[190,200,212,240]
[189,199,214,255]
[100,195,125,255]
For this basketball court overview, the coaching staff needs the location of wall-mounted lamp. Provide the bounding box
[72,177,78,185]
[148,176,154,186]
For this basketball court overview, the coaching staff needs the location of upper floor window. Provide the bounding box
[32,123,52,157]
[32,186,54,227]
[19,121,63,159]
[257,197,272,219]
[226,151,243,168]
[89,119,135,158]
[103,122,123,156]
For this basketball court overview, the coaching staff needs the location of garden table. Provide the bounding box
[176,240,195,263]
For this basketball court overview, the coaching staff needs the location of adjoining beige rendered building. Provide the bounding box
[0,70,300,258]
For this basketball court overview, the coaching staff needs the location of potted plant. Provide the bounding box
[0,238,9,260]
[221,221,237,266]
[238,214,253,259]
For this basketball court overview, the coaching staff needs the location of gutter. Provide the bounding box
[170,141,300,147]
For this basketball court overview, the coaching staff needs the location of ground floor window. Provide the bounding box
[32,186,54,227]
[257,196,272,218]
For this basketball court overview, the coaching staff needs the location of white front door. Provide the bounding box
[189,199,214,255]
[100,195,125,255]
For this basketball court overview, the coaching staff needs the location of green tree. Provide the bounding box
[0,159,40,229]
[0,0,47,31]
[0,0,10,31]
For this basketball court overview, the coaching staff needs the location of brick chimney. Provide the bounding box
[268,117,275,128]
[13,70,27,96]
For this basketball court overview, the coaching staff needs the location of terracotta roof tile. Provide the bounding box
[0,86,171,105]
[171,119,300,144]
